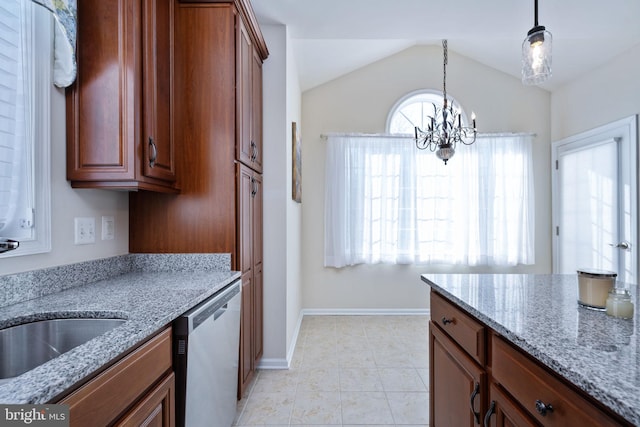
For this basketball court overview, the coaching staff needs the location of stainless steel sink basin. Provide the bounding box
[0,318,126,381]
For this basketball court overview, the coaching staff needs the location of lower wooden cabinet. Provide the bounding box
[115,373,175,427]
[429,289,631,427]
[429,322,486,427]
[484,383,537,427]
[59,327,174,427]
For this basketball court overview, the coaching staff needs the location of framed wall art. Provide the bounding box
[292,122,302,203]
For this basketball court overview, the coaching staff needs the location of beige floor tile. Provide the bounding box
[296,367,340,392]
[339,368,384,391]
[415,368,430,391]
[237,391,295,425]
[233,315,431,426]
[379,368,427,392]
[341,391,394,424]
[253,370,300,393]
[290,391,342,425]
[386,392,429,425]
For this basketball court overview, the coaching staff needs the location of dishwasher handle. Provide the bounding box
[213,303,229,321]
[183,280,240,333]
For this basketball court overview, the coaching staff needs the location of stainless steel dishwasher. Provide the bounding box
[173,279,241,427]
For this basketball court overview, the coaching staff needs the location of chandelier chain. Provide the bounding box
[442,40,447,102]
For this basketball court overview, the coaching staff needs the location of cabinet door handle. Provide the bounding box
[535,399,554,416]
[469,382,481,424]
[250,140,257,161]
[441,316,454,325]
[148,137,158,168]
[250,177,257,198]
[483,401,495,427]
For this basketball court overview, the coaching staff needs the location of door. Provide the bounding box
[552,116,638,284]
[484,383,537,427]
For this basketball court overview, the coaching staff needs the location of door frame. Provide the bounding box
[551,115,638,284]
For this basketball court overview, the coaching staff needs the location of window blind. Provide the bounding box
[0,0,22,233]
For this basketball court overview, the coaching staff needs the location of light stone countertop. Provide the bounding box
[422,274,639,425]
[0,254,240,404]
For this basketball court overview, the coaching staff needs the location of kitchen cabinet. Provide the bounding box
[429,289,631,427]
[115,373,175,427]
[430,322,486,427]
[66,0,178,192]
[490,333,623,427]
[129,0,268,398]
[60,327,174,427]
[430,290,486,426]
[237,164,263,386]
[237,10,264,173]
[484,384,537,427]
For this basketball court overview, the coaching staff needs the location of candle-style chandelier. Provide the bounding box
[414,40,477,165]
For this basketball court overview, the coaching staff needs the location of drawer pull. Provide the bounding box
[535,399,554,416]
[483,401,495,427]
[469,382,481,424]
[441,316,454,325]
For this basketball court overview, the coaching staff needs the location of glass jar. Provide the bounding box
[605,288,634,319]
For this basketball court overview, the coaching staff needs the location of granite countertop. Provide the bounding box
[0,255,240,404]
[422,274,639,425]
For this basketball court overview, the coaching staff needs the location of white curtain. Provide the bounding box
[324,133,535,268]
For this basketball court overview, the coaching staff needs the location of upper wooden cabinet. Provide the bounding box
[237,18,263,173]
[66,0,178,192]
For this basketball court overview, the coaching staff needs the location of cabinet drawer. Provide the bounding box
[61,327,172,427]
[491,334,624,427]
[430,290,485,364]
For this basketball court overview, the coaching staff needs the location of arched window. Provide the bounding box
[386,90,470,135]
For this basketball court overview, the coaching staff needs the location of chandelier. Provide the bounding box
[414,40,477,165]
[522,0,552,85]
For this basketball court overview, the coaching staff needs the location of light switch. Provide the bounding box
[74,217,95,244]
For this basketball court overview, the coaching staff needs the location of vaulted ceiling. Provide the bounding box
[251,0,640,92]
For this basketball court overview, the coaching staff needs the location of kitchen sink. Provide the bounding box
[0,318,126,381]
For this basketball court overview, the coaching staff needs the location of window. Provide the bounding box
[0,0,51,257]
[387,90,469,135]
[324,92,535,268]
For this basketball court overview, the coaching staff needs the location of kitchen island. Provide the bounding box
[423,274,639,426]
[0,254,240,405]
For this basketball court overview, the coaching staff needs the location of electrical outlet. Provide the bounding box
[74,217,95,244]
[102,216,115,240]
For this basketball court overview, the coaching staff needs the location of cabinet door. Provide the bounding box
[142,0,176,183]
[484,383,537,427]
[430,322,486,427]
[237,164,253,275]
[239,270,254,394]
[237,17,253,167]
[252,173,263,363]
[115,373,175,427]
[250,50,263,173]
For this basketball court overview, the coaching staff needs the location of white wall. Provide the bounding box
[1,88,129,276]
[551,43,640,141]
[261,24,303,366]
[301,45,552,310]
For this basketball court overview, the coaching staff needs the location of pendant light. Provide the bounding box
[522,0,552,85]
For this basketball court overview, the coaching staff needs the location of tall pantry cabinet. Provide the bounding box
[128,0,268,397]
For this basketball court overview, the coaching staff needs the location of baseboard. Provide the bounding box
[255,308,430,370]
[256,310,305,370]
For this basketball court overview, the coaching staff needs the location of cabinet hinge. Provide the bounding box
[556,226,560,236]
[555,160,559,170]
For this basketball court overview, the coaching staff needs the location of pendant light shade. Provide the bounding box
[522,0,552,85]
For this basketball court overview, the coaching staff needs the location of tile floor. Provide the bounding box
[234,315,430,426]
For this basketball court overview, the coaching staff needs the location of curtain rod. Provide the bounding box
[320,132,536,140]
